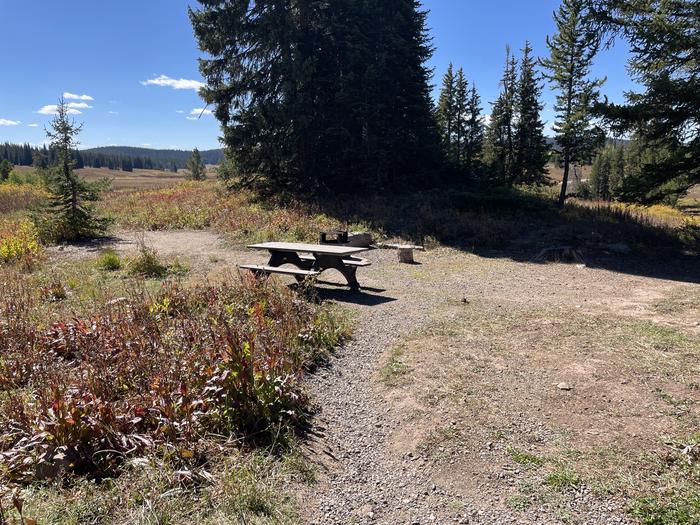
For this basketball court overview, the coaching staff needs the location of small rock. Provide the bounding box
[557,382,572,391]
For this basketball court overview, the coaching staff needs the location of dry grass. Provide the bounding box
[99,182,353,243]
[382,297,700,523]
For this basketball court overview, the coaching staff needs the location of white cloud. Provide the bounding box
[37,105,82,115]
[67,102,92,109]
[108,111,119,115]
[189,108,213,117]
[28,123,39,127]
[186,116,198,120]
[175,110,185,114]
[0,118,21,126]
[63,92,94,101]
[141,74,204,91]
[141,143,152,147]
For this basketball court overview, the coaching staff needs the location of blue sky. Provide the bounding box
[0,0,633,151]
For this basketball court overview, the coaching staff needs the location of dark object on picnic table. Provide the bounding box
[319,230,348,244]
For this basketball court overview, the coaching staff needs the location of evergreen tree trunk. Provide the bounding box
[560,155,570,205]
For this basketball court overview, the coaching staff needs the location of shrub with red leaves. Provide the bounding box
[0,273,346,483]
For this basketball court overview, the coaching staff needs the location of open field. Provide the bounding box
[0,172,698,525]
[11,165,215,191]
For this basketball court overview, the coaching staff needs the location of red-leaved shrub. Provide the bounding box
[0,273,346,482]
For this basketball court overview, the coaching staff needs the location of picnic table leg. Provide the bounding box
[267,250,314,270]
[313,254,361,290]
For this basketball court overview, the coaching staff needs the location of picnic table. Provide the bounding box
[240,242,371,289]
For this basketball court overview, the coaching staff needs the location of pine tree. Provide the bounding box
[610,144,625,197]
[484,47,518,185]
[32,149,48,170]
[513,41,550,186]
[189,0,440,195]
[0,159,12,181]
[592,0,699,204]
[541,0,605,205]
[41,98,110,241]
[464,82,484,179]
[589,145,612,199]
[454,68,469,166]
[437,64,457,161]
[186,148,206,180]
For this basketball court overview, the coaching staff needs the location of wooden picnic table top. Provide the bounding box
[248,242,369,257]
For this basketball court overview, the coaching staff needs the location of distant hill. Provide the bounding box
[83,146,224,166]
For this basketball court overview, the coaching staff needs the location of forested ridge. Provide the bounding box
[0,143,224,172]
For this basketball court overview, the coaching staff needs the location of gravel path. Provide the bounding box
[306,255,451,525]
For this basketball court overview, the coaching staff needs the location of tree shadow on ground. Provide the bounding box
[310,188,700,284]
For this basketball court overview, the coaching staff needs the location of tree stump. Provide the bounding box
[398,247,414,264]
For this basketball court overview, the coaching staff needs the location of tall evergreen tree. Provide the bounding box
[464,82,484,178]
[484,47,518,185]
[541,0,605,205]
[453,68,469,166]
[41,99,110,241]
[513,41,550,185]
[186,148,206,180]
[436,64,457,161]
[189,0,440,195]
[590,145,612,199]
[592,0,699,203]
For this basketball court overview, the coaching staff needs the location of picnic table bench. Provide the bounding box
[240,242,371,289]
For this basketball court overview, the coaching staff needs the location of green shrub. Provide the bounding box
[96,249,122,271]
[127,245,167,278]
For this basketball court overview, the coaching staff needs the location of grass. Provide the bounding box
[0,182,47,214]
[96,248,122,270]
[5,447,306,524]
[545,467,583,491]
[630,494,700,525]
[0,225,341,522]
[381,345,412,386]
[653,287,700,315]
[507,447,545,469]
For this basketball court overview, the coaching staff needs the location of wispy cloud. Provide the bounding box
[63,92,94,101]
[37,105,82,115]
[67,102,92,109]
[141,143,152,147]
[108,111,119,115]
[0,118,21,126]
[28,123,39,127]
[175,110,185,114]
[186,116,198,121]
[141,75,204,91]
